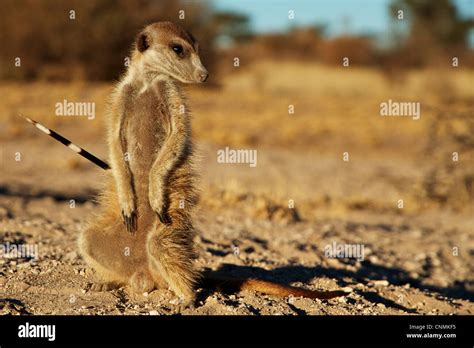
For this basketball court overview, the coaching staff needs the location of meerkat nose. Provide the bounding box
[199,71,209,82]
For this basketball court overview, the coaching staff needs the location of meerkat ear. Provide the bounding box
[136,32,150,52]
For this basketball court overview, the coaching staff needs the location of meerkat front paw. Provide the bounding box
[149,183,171,225]
[119,190,137,233]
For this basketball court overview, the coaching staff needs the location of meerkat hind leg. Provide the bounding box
[79,213,151,291]
[147,219,199,301]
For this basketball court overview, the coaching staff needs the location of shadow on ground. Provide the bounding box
[0,184,97,204]
[201,262,473,312]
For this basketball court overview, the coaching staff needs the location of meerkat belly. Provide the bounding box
[126,91,169,202]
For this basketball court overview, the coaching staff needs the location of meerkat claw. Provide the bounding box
[122,210,137,234]
[157,211,172,225]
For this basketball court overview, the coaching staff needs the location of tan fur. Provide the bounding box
[78,22,349,303]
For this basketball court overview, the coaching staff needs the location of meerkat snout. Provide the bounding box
[189,54,208,83]
[196,66,209,83]
[134,22,208,84]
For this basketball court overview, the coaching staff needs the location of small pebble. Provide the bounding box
[169,297,182,305]
[368,255,379,264]
[369,280,389,287]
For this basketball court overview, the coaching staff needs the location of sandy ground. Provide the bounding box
[0,137,472,315]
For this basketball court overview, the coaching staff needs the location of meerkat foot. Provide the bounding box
[89,281,121,292]
[130,270,155,293]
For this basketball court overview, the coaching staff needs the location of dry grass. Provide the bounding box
[1,62,473,150]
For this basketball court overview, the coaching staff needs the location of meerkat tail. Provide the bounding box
[239,278,350,299]
[203,276,351,299]
[22,115,111,170]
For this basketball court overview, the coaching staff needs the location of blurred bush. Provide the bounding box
[220,28,378,69]
[0,0,218,81]
[385,0,474,67]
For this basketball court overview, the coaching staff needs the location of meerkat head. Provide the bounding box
[133,22,208,84]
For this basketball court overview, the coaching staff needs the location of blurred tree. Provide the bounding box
[210,12,253,46]
[389,0,474,65]
[0,0,218,81]
[390,0,473,47]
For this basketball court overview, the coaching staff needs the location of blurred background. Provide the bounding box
[0,0,473,80]
[0,0,474,81]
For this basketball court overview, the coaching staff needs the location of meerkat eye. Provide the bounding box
[171,44,184,57]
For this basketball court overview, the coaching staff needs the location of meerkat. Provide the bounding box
[26,22,350,303]
[77,22,205,300]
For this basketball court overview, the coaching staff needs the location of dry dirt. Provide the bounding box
[0,63,473,315]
